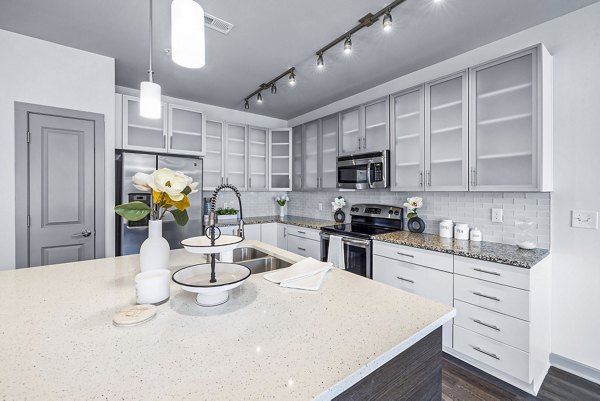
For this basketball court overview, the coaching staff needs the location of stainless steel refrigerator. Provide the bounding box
[116,151,203,256]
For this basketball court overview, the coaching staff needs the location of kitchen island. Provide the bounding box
[0,241,454,400]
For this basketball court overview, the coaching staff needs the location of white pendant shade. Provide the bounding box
[140,81,162,119]
[171,0,206,69]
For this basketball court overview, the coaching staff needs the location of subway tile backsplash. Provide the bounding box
[205,191,280,217]
[286,190,551,249]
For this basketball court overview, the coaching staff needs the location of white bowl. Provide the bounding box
[181,234,243,254]
[172,262,251,306]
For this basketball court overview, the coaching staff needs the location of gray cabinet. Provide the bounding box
[339,98,389,156]
[469,44,553,192]
[292,126,303,191]
[300,114,339,191]
[302,120,320,191]
[248,126,269,191]
[339,107,361,155]
[269,128,292,191]
[204,120,224,190]
[122,95,168,152]
[167,104,206,156]
[425,71,469,191]
[224,122,248,191]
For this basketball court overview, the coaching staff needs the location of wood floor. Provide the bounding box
[442,353,600,401]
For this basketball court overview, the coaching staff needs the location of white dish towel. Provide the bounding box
[327,235,346,270]
[263,257,333,291]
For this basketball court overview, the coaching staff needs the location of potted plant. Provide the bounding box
[275,195,290,218]
[114,168,198,271]
[403,196,425,233]
[216,207,239,223]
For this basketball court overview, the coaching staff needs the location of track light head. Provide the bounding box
[317,53,324,69]
[344,36,352,53]
[271,83,277,94]
[257,92,263,103]
[383,10,392,31]
[244,99,249,109]
[288,71,296,85]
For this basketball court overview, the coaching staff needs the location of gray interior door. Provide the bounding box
[28,113,96,267]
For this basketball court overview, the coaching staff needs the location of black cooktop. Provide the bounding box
[321,223,400,239]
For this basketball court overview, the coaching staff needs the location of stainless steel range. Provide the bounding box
[320,204,403,278]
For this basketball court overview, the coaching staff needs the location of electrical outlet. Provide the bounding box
[223,202,228,209]
[572,210,599,229]
[491,208,503,223]
[318,203,323,211]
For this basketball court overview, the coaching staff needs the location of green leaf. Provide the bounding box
[170,209,189,226]
[114,201,151,221]
[407,212,418,219]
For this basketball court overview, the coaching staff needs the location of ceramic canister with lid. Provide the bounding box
[454,223,470,240]
[439,220,454,238]
[470,227,482,242]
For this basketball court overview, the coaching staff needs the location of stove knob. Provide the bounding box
[388,210,393,215]
[394,210,400,215]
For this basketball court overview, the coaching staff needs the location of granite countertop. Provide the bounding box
[0,242,454,401]
[216,215,335,230]
[373,231,549,269]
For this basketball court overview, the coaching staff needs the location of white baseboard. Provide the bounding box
[550,353,600,385]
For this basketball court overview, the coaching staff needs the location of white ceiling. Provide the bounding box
[0,0,598,119]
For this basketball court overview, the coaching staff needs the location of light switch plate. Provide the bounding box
[318,203,323,211]
[491,208,503,223]
[572,210,599,229]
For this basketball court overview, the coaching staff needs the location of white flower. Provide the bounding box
[132,172,153,192]
[175,171,198,194]
[403,196,423,210]
[150,168,187,202]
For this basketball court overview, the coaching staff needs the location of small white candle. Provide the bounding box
[135,269,171,305]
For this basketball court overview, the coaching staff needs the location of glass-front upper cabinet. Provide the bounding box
[269,128,292,191]
[292,126,303,191]
[390,86,425,191]
[302,120,320,191]
[224,122,247,191]
[168,104,206,156]
[470,45,552,191]
[425,71,468,191]
[248,126,268,191]
[362,97,389,152]
[204,120,224,189]
[122,95,167,152]
[320,114,339,189]
[339,107,361,156]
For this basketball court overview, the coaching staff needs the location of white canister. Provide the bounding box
[470,227,483,242]
[454,223,470,240]
[135,269,171,305]
[439,220,454,238]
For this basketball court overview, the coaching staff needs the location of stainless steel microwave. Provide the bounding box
[337,151,389,189]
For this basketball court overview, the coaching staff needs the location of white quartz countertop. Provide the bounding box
[0,241,454,401]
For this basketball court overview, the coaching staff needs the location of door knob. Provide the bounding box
[73,229,92,238]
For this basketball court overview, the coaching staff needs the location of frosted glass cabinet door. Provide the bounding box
[339,107,361,155]
[470,48,538,191]
[302,121,319,191]
[204,120,224,189]
[425,72,468,191]
[122,95,167,151]
[224,122,247,190]
[320,114,339,189]
[292,126,303,191]
[248,127,268,191]
[168,104,206,156]
[363,97,389,152]
[269,128,292,191]
[390,86,425,191]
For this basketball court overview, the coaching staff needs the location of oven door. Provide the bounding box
[321,233,372,278]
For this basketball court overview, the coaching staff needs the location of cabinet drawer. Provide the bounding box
[287,226,320,241]
[287,235,320,260]
[454,256,530,290]
[454,325,530,383]
[454,300,529,352]
[454,275,529,321]
[373,242,453,273]
[373,255,453,306]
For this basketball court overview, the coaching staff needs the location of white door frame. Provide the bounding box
[14,102,105,268]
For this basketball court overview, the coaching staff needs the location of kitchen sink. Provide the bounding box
[231,247,268,262]
[217,247,292,273]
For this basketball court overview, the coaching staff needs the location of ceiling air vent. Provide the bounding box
[204,13,234,35]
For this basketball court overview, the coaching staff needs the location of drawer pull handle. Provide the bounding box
[297,247,306,251]
[297,230,306,234]
[473,268,501,276]
[396,276,415,284]
[472,346,500,360]
[473,319,501,331]
[397,252,414,258]
[473,292,501,302]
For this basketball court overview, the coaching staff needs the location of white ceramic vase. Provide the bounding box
[140,220,170,271]
[279,205,286,218]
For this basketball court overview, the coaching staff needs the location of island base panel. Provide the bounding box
[334,328,442,401]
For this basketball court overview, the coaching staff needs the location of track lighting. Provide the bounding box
[317,53,324,68]
[256,92,263,103]
[271,83,277,94]
[288,71,296,85]
[344,36,352,53]
[383,10,392,31]
[242,67,295,110]
[244,99,249,109]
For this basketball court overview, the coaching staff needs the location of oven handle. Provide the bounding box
[321,232,370,249]
[367,161,373,188]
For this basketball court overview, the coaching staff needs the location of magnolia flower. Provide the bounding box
[175,171,199,194]
[403,197,423,211]
[331,196,346,211]
[132,172,153,192]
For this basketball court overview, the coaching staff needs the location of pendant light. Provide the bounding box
[171,0,206,68]
[140,0,161,119]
